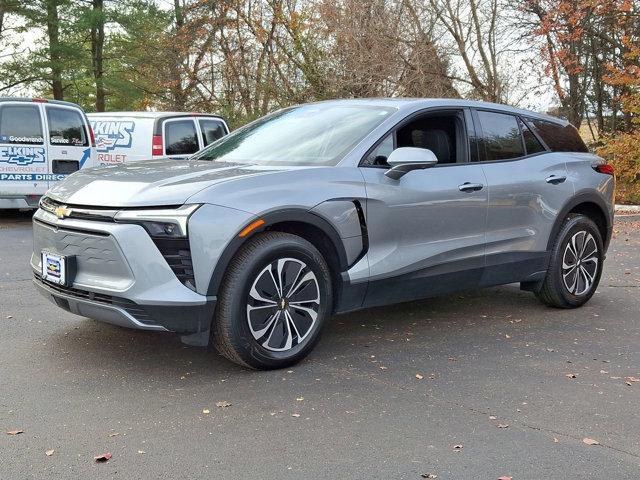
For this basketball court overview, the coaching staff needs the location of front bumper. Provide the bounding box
[31,208,216,335]
[33,276,216,333]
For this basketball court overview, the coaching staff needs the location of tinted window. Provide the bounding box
[527,119,588,153]
[46,106,88,146]
[165,120,199,155]
[519,118,546,155]
[0,104,43,144]
[199,119,226,146]
[477,111,524,160]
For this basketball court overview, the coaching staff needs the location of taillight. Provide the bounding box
[31,98,48,103]
[88,125,96,147]
[594,164,615,175]
[152,134,163,156]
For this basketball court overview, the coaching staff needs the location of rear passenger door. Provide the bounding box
[0,101,47,201]
[45,104,94,187]
[472,109,574,286]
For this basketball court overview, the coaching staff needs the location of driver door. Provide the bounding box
[359,109,488,307]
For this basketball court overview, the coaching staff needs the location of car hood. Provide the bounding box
[46,159,290,207]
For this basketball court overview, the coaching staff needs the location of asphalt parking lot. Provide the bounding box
[1,210,639,479]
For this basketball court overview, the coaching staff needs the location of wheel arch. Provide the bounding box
[548,192,613,252]
[205,209,350,303]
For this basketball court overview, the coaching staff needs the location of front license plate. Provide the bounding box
[41,251,66,285]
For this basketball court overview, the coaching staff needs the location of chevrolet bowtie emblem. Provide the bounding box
[53,205,72,219]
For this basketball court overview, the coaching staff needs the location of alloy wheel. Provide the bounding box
[246,257,321,352]
[562,230,599,296]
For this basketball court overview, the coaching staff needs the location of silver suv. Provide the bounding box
[31,99,615,369]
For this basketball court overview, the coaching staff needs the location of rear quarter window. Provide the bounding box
[46,106,88,146]
[0,104,44,144]
[526,119,588,153]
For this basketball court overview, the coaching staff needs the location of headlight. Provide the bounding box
[114,204,201,238]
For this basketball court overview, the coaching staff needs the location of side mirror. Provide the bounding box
[384,147,438,180]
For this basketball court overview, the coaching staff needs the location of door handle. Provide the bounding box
[458,182,484,192]
[545,175,567,184]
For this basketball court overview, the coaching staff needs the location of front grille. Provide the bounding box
[151,237,195,290]
[35,275,151,322]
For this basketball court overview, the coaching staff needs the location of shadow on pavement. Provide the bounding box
[46,283,541,379]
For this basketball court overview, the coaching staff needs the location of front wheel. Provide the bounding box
[213,232,333,369]
[535,214,604,308]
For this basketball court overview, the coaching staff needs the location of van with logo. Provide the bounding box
[87,112,229,166]
[0,97,96,209]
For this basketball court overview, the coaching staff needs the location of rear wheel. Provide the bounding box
[213,232,332,369]
[535,214,603,308]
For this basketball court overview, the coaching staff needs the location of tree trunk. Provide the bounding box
[170,0,186,109]
[91,0,105,111]
[45,0,64,100]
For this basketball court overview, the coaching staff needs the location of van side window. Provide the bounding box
[0,104,43,144]
[199,119,226,146]
[519,118,546,155]
[46,107,88,146]
[477,111,524,161]
[526,118,588,153]
[165,120,198,155]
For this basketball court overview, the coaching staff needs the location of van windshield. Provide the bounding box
[191,104,395,166]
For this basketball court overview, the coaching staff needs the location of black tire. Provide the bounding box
[212,232,333,369]
[535,214,604,308]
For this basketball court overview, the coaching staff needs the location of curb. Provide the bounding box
[615,204,640,214]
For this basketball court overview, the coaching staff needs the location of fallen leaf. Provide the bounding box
[291,413,300,418]
[582,437,600,446]
[137,450,146,454]
[94,453,112,462]
[625,376,640,383]
[415,373,424,380]
[5,429,23,436]
[6,315,12,319]
[566,373,577,379]
[296,397,304,402]
[215,401,231,408]
[600,370,609,374]
[45,449,55,456]
[379,366,388,370]
[489,415,497,420]
[505,334,511,339]
[421,474,438,479]
[202,409,210,414]
[553,437,559,443]
[452,444,463,451]
[108,432,120,437]
[497,424,509,429]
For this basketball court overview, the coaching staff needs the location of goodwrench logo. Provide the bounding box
[91,120,135,152]
[0,146,46,166]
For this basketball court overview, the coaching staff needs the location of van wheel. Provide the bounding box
[213,232,333,369]
[535,214,604,308]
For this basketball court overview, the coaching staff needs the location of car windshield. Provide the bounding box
[191,104,395,166]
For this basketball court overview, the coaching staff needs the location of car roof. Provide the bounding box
[87,111,225,120]
[0,97,84,109]
[308,98,569,126]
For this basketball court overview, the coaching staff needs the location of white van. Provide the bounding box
[87,112,229,165]
[0,97,97,209]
